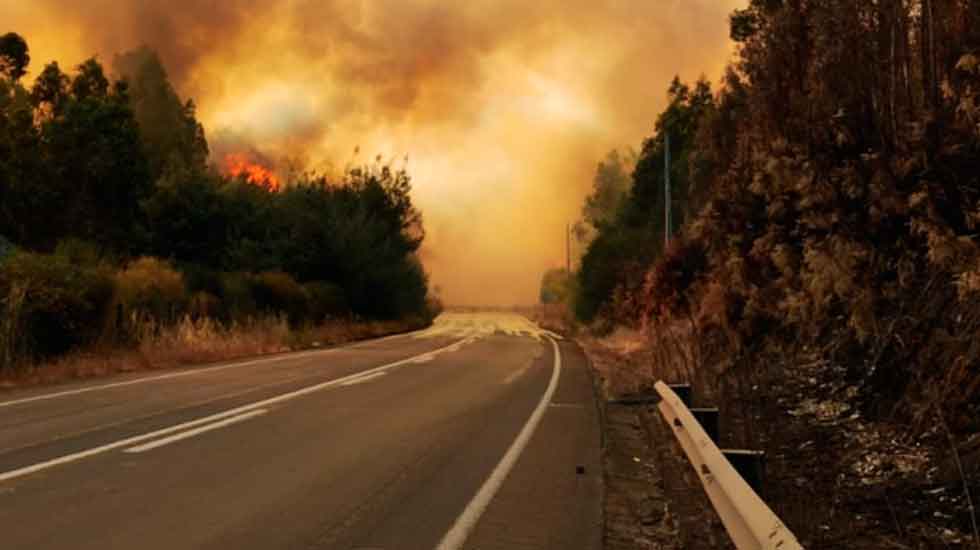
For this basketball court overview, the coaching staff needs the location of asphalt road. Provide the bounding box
[0,313,602,550]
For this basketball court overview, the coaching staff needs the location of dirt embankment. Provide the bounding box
[579,330,980,549]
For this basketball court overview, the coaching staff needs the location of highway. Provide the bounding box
[0,313,602,550]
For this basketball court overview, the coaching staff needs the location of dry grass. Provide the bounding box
[0,315,428,390]
[579,321,701,401]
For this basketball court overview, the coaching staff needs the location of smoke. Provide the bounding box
[3,0,745,305]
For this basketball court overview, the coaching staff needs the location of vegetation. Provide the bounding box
[553,2,980,545]
[560,0,980,430]
[0,35,437,369]
[573,80,715,322]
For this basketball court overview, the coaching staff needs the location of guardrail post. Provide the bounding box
[690,408,720,443]
[722,450,766,497]
[667,384,692,408]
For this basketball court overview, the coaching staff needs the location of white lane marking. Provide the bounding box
[0,327,462,409]
[124,410,268,453]
[0,350,337,410]
[502,364,532,385]
[339,372,387,387]
[0,338,467,484]
[435,337,562,550]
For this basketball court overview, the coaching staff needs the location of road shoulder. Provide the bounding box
[464,339,603,550]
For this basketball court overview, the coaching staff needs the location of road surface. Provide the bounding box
[0,313,602,550]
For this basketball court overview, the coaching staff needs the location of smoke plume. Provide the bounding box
[3,0,744,305]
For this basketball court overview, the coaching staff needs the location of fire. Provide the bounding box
[223,153,281,191]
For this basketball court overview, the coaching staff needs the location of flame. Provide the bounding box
[223,153,281,191]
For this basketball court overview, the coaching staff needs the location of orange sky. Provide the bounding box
[2,0,745,305]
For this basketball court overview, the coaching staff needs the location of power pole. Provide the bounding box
[566,223,571,275]
[665,131,672,248]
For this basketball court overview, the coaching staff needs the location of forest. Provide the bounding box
[563,0,980,430]
[0,36,436,369]
[549,0,980,544]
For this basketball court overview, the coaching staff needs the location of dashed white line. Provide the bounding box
[124,409,268,453]
[339,372,388,387]
[0,338,467,484]
[502,364,532,385]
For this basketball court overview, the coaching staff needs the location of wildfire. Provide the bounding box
[223,153,281,191]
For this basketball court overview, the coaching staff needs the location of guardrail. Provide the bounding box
[653,381,804,550]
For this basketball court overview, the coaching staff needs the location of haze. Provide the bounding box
[3,0,743,305]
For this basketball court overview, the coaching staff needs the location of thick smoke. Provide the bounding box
[4,0,744,305]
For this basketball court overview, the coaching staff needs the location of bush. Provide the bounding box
[0,251,114,362]
[181,264,224,297]
[54,238,103,267]
[0,235,15,265]
[219,272,257,322]
[641,237,707,318]
[304,281,348,322]
[250,271,309,325]
[114,257,187,326]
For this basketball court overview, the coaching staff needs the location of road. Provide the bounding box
[0,313,602,550]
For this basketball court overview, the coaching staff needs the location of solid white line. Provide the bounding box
[434,337,562,550]
[339,372,387,387]
[0,338,467,484]
[124,410,268,453]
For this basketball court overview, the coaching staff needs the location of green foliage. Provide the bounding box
[539,268,574,305]
[142,175,231,266]
[114,48,209,181]
[304,281,349,322]
[0,40,434,363]
[574,76,715,322]
[218,272,258,321]
[582,149,634,231]
[576,227,633,322]
[250,271,308,325]
[54,238,104,267]
[0,251,114,359]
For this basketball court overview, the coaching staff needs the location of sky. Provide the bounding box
[3,0,744,306]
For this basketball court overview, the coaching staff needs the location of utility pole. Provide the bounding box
[566,223,571,275]
[665,131,672,247]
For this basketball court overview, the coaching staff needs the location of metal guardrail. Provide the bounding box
[654,381,804,550]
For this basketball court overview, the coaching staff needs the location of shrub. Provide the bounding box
[0,235,15,265]
[188,291,221,319]
[641,237,708,318]
[181,264,224,298]
[219,272,257,322]
[304,281,348,322]
[250,271,309,325]
[0,251,114,362]
[114,257,187,326]
[54,238,103,267]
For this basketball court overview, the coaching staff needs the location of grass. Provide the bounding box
[0,314,430,390]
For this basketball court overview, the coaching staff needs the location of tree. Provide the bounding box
[40,58,152,253]
[574,76,717,322]
[30,62,69,118]
[0,33,29,81]
[582,149,634,230]
[114,48,208,181]
[70,58,110,100]
[539,268,574,304]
